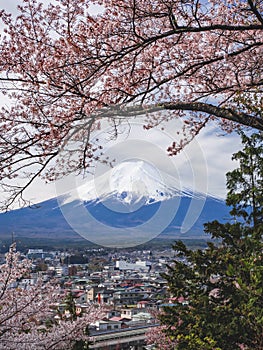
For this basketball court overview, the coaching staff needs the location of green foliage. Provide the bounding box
[64,292,77,321]
[72,336,89,350]
[226,132,263,229]
[160,132,263,350]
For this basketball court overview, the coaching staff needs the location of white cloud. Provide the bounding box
[1,118,241,208]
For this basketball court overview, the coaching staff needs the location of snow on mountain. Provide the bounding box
[0,160,228,248]
[62,160,198,206]
[54,159,215,247]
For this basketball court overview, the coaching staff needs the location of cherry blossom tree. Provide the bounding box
[0,0,262,209]
[146,324,178,349]
[0,243,103,349]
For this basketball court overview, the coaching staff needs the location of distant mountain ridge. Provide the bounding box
[0,160,231,247]
[0,193,230,246]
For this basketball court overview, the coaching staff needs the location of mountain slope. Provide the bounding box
[0,161,230,247]
[0,194,230,247]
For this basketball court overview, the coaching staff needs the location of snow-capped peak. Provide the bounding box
[62,160,193,206]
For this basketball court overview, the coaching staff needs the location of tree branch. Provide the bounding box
[99,102,263,131]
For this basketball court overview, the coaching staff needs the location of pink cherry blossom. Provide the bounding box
[0,0,262,209]
[0,244,104,349]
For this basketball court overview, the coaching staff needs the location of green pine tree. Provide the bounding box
[160,132,263,350]
[65,291,77,321]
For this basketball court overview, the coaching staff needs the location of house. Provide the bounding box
[137,300,156,309]
[121,308,141,319]
[112,290,148,305]
[131,312,153,323]
[94,320,122,332]
[75,304,91,316]
[73,291,87,304]
[105,309,121,319]
[87,286,99,302]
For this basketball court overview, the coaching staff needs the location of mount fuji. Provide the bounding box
[0,160,230,248]
[62,160,196,206]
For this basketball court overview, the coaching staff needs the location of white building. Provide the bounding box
[116,260,150,272]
